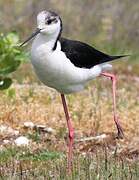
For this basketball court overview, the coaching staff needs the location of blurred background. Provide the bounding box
[0,0,139,47]
[1,0,139,82]
[0,2,139,175]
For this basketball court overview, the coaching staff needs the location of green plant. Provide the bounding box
[19,149,62,161]
[27,131,41,143]
[0,32,27,90]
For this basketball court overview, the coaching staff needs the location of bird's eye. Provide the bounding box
[47,19,52,25]
[46,18,57,25]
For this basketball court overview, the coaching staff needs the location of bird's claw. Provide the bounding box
[116,124,124,139]
[114,116,124,139]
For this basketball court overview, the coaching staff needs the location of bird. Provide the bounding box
[20,10,127,172]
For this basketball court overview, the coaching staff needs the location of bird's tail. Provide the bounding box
[103,55,129,64]
[99,55,130,71]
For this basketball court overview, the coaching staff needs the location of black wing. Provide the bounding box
[60,37,126,68]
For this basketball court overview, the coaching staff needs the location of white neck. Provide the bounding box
[37,31,60,51]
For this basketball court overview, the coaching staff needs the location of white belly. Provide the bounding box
[30,36,111,94]
[31,43,88,93]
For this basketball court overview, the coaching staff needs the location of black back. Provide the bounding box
[60,37,126,68]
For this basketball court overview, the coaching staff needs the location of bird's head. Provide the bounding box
[37,10,61,35]
[20,10,62,47]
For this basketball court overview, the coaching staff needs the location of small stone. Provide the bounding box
[14,130,19,136]
[3,139,10,144]
[36,125,46,129]
[36,125,55,134]
[14,136,30,146]
[0,125,7,133]
[44,127,55,133]
[0,125,19,136]
[23,122,35,129]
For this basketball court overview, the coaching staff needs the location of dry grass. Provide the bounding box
[0,71,139,148]
[0,64,139,179]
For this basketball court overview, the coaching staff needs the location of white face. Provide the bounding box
[20,11,62,47]
[37,11,61,35]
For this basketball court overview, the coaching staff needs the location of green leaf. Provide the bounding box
[6,32,19,45]
[6,88,16,99]
[0,32,27,90]
[0,60,21,75]
[0,77,12,90]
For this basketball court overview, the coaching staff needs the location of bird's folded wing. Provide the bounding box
[60,37,127,69]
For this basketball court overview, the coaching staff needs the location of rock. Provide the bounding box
[35,125,55,134]
[0,125,19,136]
[14,130,20,136]
[0,125,7,133]
[36,125,46,130]
[3,139,10,144]
[44,127,55,134]
[23,121,35,129]
[76,134,107,142]
[14,136,30,146]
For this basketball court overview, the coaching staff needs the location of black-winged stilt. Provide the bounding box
[20,10,127,172]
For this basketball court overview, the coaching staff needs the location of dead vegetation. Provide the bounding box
[0,63,138,179]
[0,67,139,154]
[0,1,139,178]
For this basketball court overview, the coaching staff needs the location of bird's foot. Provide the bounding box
[116,124,124,139]
[114,116,124,139]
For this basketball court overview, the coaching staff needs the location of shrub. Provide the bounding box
[0,32,27,90]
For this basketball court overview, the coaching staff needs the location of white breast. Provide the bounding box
[31,35,111,94]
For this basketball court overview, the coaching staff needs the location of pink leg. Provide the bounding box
[61,94,74,173]
[101,72,124,139]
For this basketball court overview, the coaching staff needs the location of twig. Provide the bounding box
[75,134,107,143]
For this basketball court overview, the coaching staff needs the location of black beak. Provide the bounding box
[20,28,41,47]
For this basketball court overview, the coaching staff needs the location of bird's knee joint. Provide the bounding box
[111,75,117,82]
[69,129,74,139]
